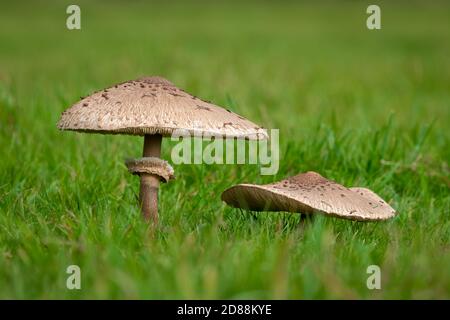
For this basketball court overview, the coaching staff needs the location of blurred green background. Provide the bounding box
[0,0,449,299]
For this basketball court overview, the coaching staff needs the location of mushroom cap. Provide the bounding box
[221,171,397,221]
[57,76,267,140]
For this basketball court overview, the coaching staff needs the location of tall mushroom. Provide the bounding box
[58,76,267,223]
[221,171,397,221]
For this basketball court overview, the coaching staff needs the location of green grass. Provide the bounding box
[0,0,449,299]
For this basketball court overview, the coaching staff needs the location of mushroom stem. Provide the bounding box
[140,134,162,222]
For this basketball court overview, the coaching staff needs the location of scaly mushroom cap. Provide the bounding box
[57,76,267,140]
[221,171,397,221]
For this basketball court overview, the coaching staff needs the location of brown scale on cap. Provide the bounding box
[196,105,211,111]
[221,171,397,221]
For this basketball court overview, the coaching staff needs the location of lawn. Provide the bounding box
[0,0,449,299]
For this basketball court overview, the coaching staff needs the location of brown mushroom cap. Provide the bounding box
[57,76,267,140]
[221,171,397,221]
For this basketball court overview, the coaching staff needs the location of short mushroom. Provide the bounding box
[221,171,396,221]
[58,76,267,223]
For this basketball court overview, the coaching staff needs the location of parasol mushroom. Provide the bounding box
[221,171,396,221]
[57,76,267,223]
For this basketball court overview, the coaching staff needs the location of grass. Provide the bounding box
[0,0,449,299]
